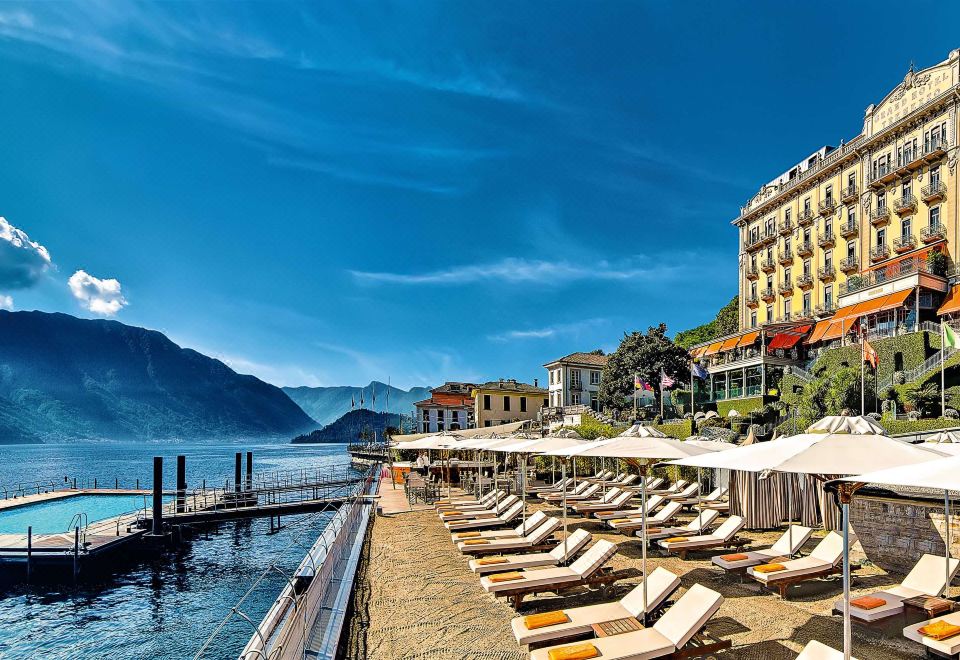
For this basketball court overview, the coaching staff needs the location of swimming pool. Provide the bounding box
[0,494,164,534]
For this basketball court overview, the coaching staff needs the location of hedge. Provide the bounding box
[716,397,764,418]
[879,418,959,436]
[810,331,932,383]
[653,420,693,439]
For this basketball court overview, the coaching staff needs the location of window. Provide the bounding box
[784,266,792,283]
[570,369,582,388]
[483,394,491,410]
[750,255,756,271]
[520,396,527,412]
[436,409,444,422]
[877,228,886,246]
[803,292,811,315]
[901,217,911,239]
[931,166,941,187]
[785,208,792,222]
[847,241,856,258]
[902,181,912,198]
[803,259,811,276]
[877,191,886,209]
[804,197,811,212]
[803,228,811,243]
[847,207,856,226]
[590,371,601,385]
[848,172,856,188]
[825,185,833,203]
[765,304,773,320]
[750,311,757,328]
[543,398,548,407]
[452,411,460,423]
[931,206,941,229]
[571,393,581,405]
[503,396,511,411]
[824,249,833,269]
[437,421,444,431]
[766,247,773,261]
[824,219,833,237]
[784,237,792,252]
[484,420,491,427]
[782,300,790,319]
[422,409,429,420]
[824,285,833,309]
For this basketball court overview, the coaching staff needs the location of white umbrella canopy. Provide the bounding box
[926,430,960,444]
[925,442,960,455]
[683,437,737,452]
[398,432,465,450]
[836,452,960,491]
[619,423,668,438]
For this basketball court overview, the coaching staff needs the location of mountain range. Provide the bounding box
[291,409,401,444]
[283,381,431,426]
[0,311,317,443]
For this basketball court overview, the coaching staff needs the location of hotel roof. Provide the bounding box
[543,352,609,368]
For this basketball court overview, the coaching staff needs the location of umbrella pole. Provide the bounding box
[522,453,527,526]
[562,458,568,556]
[640,462,649,617]
[838,483,861,660]
[946,489,952,597]
[788,475,794,555]
[552,456,555,484]
[696,467,702,531]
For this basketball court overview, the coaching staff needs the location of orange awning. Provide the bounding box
[720,336,740,352]
[805,320,831,344]
[737,331,760,347]
[939,285,960,316]
[877,288,913,312]
[821,317,857,342]
[703,341,723,356]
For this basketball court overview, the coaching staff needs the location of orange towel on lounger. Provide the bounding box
[919,620,960,640]
[463,539,489,545]
[721,553,749,562]
[547,642,600,660]
[442,511,463,516]
[488,571,525,583]
[523,610,570,630]
[665,536,688,543]
[850,596,886,610]
[754,563,786,574]
[476,557,508,566]
[455,532,481,539]
[646,528,662,534]
[609,519,633,524]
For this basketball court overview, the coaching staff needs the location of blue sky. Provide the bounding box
[0,2,957,389]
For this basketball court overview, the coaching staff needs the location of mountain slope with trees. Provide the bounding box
[673,296,739,349]
[283,382,431,425]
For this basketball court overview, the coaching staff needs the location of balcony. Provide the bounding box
[922,182,947,203]
[921,224,946,243]
[778,219,793,236]
[894,194,917,216]
[818,265,835,282]
[868,165,898,189]
[797,208,815,226]
[817,231,836,248]
[814,303,836,317]
[743,236,762,252]
[839,219,858,238]
[841,184,858,203]
[760,230,778,246]
[839,256,859,274]
[760,257,776,273]
[838,253,948,301]
[924,139,948,162]
[745,293,760,308]
[778,279,794,296]
[797,240,814,257]
[797,274,814,289]
[871,206,890,226]
[778,249,794,265]
[818,199,836,216]
[893,235,917,253]
[760,287,776,303]
[870,244,890,262]
[745,264,760,280]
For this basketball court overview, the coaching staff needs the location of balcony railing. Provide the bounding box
[893,234,917,253]
[924,138,947,161]
[839,256,859,273]
[745,293,760,307]
[797,274,814,289]
[760,230,778,245]
[760,258,776,273]
[894,194,917,215]
[745,265,760,279]
[818,199,836,216]
[814,303,836,317]
[921,224,946,243]
[797,208,815,226]
[818,265,835,282]
[778,249,794,265]
[797,240,814,257]
[868,164,897,189]
[778,219,793,236]
[743,237,762,252]
[760,287,776,302]
[817,231,835,248]
[839,254,945,296]
[871,206,890,226]
[839,220,858,238]
[897,148,922,173]
[778,280,794,295]
[870,244,890,262]
[841,184,858,203]
[922,181,947,203]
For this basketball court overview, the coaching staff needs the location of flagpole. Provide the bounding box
[861,319,866,416]
[690,369,694,416]
[943,322,947,418]
[633,371,638,421]
[659,369,665,419]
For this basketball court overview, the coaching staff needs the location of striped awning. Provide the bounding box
[737,331,760,347]
[767,325,812,352]
[939,285,960,316]
[720,336,740,352]
[703,341,723,356]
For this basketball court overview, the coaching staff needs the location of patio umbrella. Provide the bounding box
[669,415,946,660]
[927,430,960,443]
[547,435,710,618]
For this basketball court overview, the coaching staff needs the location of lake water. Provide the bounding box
[0,439,355,660]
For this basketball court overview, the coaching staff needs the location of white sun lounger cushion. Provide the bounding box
[456,518,560,552]
[548,529,593,562]
[480,539,617,593]
[904,610,960,655]
[609,502,682,529]
[660,516,744,549]
[712,525,814,570]
[595,494,664,520]
[642,510,721,540]
[796,640,856,659]
[746,532,851,582]
[444,501,523,530]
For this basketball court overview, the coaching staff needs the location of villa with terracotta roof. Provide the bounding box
[543,351,608,413]
[413,382,476,433]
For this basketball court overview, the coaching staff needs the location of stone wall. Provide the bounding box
[851,495,960,574]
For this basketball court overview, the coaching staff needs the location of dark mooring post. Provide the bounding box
[26,526,32,582]
[176,455,186,514]
[152,456,163,534]
[234,453,242,493]
[246,451,253,491]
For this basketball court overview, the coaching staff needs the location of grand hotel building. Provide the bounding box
[690,49,960,403]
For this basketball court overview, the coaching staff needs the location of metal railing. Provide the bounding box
[839,220,858,238]
[818,265,835,281]
[893,234,917,252]
[840,255,942,296]
[869,244,890,262]
[839,256,859,273]
[841,184,858,202]
[922,182,947,202]
[797,240,814,256]
[871,207,890,224]
[818,199,836,215]
[797,208,815,225]
[818,231,835,247]
[894,194,917,214]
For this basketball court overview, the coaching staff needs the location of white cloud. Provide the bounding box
[0,295,13,310]
[0,216,53,289]
[68,270,128,316]
[351,257,678,286]
[487,318,608,342]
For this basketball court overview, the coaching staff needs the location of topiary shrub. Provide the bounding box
[683,412,694,420]
[894,371,906,385]
[867,412,882,421]
[908,410,921,421]
[946,408,959,420]
[697,417,727,429]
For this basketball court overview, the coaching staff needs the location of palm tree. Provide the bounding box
[904,383,940,417]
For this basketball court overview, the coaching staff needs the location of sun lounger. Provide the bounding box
[468,530,592,575]
[529,584,729,660]
[649,479,688,496]
[511,567,682,647]
[665,482,700,502]
[451,511,549,542]
[607,501,683,534]
[539,480,592,501]
[903,610,960,657]
[796,640,857,659]
[643,509,721,542]
[527,477,573,495]
[542,482,601,503]
[438,494,519,521]
[833,553,960,623]
[480,539,621,609]
[458,517,561,555]
[571,488,634,514]
[712,525,814,573]
[676,486,727,507]
[594,494,665,521]
[436,489,504,511]
[435,488,502,508]
[658,515,746,559]
[444,501,524,531]
[746,531,853,598]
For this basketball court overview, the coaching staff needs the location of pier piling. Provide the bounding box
[176,455,186,514]
[73,527,79,581]
[26,526,31,582]
[234,453,242,493]
[246,451,253,491]
[152,456,163,534]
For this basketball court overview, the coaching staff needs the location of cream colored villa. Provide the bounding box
[690,49,960,404]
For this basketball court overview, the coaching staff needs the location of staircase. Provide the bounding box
[877,344,959,393]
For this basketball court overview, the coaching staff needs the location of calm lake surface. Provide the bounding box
[0,439,355,660]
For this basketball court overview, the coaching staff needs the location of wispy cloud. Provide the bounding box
[268,155,465,196]
[487,318,608,342]
[350,257,679,286]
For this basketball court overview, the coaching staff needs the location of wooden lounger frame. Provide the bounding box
[671,537,749,561]
[669,629,733,658]
[493,567,629,610]
[758,564,854,599]
[460,539,558,557]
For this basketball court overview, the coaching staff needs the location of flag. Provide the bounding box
[634,374,642,389]
[660,370,676,389]
[863,339,878,369]
[641,379,653,392]
[691,362,708,380]
[945,322,959,349]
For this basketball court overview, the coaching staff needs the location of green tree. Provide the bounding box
[674,296,739,349]
[599,324,691,412]
[795,366,876,419]
[904,382,940,416]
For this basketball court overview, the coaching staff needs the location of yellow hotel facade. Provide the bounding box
[690,49,960,403]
